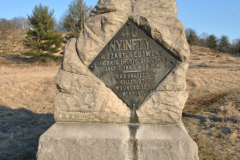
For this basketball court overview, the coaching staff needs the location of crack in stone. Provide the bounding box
[129,110,139,160]
[60,69,91,77]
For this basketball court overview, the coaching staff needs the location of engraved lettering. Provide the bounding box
[134,52,137,58]
[110,41,116,51]
[144,38,150,49]
[132,39,137,50]
[111,53,114,59]
[122,40,126,50]
[146,51,150,56]
[100,54,105,60]
[106,54,110,59]
[131,27,137,37]
[140,39,143,49]
[129,52,133,58]
[118,53,122,59]
[138,52,142,57]
[116,40,122,51]
[122,27,129,37]
[126,40,132,50]
[122,53,125,59]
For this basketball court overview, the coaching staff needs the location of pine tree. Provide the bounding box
[219,35,230,53]
[63,0,91,38]
[206,34,218,51]
[187,32,195,46]
[23,4,63,60]
[185,28,198,46]
[231,39,240,54]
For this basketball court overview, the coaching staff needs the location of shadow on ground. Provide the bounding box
[0,105,54,160]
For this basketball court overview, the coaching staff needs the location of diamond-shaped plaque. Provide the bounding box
[88,19,178,110]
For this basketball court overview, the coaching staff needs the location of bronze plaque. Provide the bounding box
[88,20,178,110]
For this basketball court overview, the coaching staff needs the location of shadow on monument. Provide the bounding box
[0,105,54,160]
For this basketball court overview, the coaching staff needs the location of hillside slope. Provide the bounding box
[0,29,66,64]
[0,29,28,58]
[183,45,240,159]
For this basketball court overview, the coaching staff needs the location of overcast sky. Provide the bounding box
[0,0,239,42]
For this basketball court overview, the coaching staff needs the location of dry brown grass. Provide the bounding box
[184,46,240,114]
[183,98,240,160]
[0,65,59,113]
[183,45,240,160]
[0,64,59,159]
[0,45,240,159]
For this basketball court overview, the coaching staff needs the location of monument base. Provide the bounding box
[37,122,199,160]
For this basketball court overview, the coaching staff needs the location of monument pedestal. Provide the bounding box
[37,122,198,160]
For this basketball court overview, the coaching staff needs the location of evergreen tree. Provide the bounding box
[23,4,63,60]
[230,38,240,54]
[187,32,196,46]
[219,35,230,53]
[185,28,198,46]
[206,34,218,51]
[62,0,91,38]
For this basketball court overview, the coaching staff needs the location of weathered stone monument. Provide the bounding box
[37,0,199,159]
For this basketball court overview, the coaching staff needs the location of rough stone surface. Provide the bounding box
[37,122,199,160]
[54,69,188,124]
[62,38,91,75]
[137,91,188,124]
[54,69,131,123]
[77,0,189,65]
[90,0,178,17]
[133,16,189,61]
[155,62,189,91]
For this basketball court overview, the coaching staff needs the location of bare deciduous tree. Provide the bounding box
[199,32,209,47]
[0,18,11,31]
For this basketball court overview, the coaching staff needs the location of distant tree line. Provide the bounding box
[186,28,240,54]
[0,17,30,31]
[2,0,239,61]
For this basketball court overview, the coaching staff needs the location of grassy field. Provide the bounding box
[0,63,59,159]
[183,46,240,159]
[0,46,240,159]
